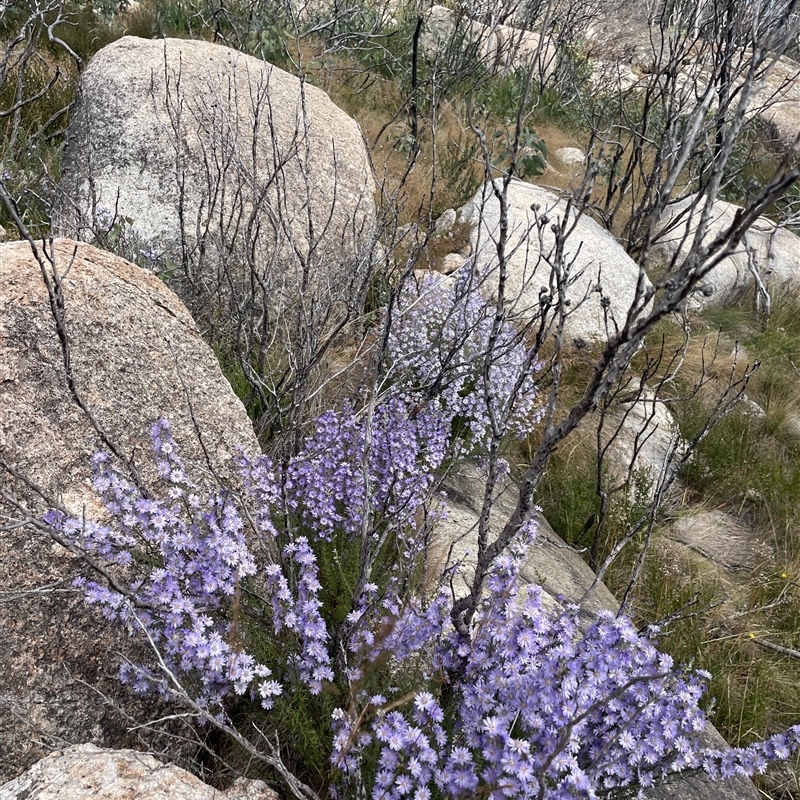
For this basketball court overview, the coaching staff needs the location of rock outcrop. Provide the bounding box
[0,239,259,780]
[457,180,649,343]
[56,36,376,342]
[669,509,768,574]
[0,743,279,800]
[602,392,683,503]
[421,6,555,78]
[553,146,586,167]
[587,59,639,93]
[583,0,800,151]
[751,56,800,150]
[583,0,659,70]
[432,461,619,620]
[649,195,800,308]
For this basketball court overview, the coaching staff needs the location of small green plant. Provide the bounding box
[492,125,547,180]
[549,39,592,103]
[470,69,529,124]
[0,135,62,237]
[533,431,653,573]
[245,24,290,66]
[719,116,784,210]
[535,443,600,549]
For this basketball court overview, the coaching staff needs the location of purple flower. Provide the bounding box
[388,266,543,448]
[37,257,800,800]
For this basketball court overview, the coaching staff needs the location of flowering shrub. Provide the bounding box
[284,396,451,542]
[42,271,800,798]
[388,268,539,446]
[332,532,800,800]
[44,421,281,712]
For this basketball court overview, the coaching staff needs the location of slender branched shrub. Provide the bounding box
[39,269,800,800]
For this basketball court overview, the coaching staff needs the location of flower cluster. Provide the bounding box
[331,533,800,800]
[341,578,453,690]
[286,397,451,542]
[703,729,800,779]
[45,419,278,713]
[264,537,334,694]
[388,267,541,446]
[440,584,707,797]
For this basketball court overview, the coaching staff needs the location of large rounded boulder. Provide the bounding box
[649,195,800,309]
[420,6,556,78]
[0,239,259,780]
[55,36,376,343]
[457,180,649,344]
[0,744,278,800]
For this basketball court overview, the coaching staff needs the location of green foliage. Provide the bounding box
[687,294,800,557]
[678,403,759,502]
[534,435,652,571]
[470,70,530,124]
[0,136,60,236]
[436,132,482,211]
[235,608,341,788]
[0,51,75,143]
[229,517,431,791]
[492,125,547,181]
[146,0,293,67]
[0,0,128,236]
[315,528,363,630]
[676,405,797,568]
[0,1,123,58]
[548,39,592,105]
[215,351,265,425]
[149,0,199,37]
[714,115,800,231]
[245,24,291,66]
[458,64,587,135]
[48,3,122,61]
[719,116,785,209]
[120,4,158,38]
[209,519,369,789]
[536,444,600,550]
[526,43,591,131]
[338,14,416,85]
[753,289,800,361]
